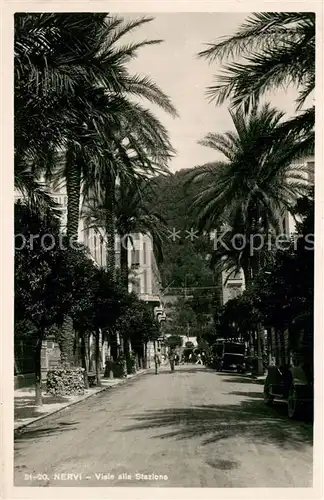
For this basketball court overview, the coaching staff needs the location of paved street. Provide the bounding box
[14,365,313,488]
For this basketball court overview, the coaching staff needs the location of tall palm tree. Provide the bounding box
[15,13,177,364]
[186,104,310,287]
[82,102,175,280]
[15,12,177,246]
[198,12,315,140]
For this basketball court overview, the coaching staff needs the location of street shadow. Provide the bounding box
[120,400,313,451]
[219,375,265,385]
[153,368,209,376]
[14,421,80,443]
[205,458,239,470]
[227,391,264,399]
[14,396,70,421]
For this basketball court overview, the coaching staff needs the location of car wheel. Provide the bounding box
[288,384,302,419]
[263,379,274,406]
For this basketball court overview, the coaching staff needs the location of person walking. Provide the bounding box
[154,349,161,375]
[195,353,203,365]
[169,349,175,372]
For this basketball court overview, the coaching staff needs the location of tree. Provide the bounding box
[219,187,314,369]
[198,12,315,140]
[186,104,310,288]
[15,13,177,364]
[15,202,72,403]
[116,295,161,369]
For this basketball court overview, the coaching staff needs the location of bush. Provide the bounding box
[46,367,85,396]
[114,355,127,378]
[104,359,114,378]
[104,356,128,378]
[126,353,137,375]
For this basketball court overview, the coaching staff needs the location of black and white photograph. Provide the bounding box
[5,5,320,495]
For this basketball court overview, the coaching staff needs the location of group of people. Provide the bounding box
[153,348,174,374]
[153,349,205,374]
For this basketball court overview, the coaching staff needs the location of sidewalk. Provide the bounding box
[14,368,152,431]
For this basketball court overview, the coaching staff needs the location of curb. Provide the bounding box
[14,368,152,433]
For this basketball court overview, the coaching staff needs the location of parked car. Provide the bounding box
[213,340,246,373]
[263,361,313,419]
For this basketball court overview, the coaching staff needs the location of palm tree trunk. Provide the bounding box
[242,262,252,290]
[80,331,89,389]
[256,324,264,375]
[120,234,129,291]
[35,330,44,406]
[143,342,148,369]
[58,318,75,366]
[95,329,102,387]
[66,148,81,238]
[105,178,116,280]
[60,147,82,366]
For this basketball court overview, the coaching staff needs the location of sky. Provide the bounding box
[119,13,301,173]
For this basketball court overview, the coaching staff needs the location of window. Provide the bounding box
[100,235,103,266]
[283,216,287,234]
[93,234,97,260]
[84,227,89,246]
[143,270,148,293]
[132,249,140,266]
[143,242,147,265]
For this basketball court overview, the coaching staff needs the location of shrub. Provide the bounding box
[114,355,127,378]
[126,353,137,375]
[46,367,85,396]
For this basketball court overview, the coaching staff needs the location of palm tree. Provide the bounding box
[81,102,175,280]
[186,104,310,288]
[188,104,311,375]
[15,12,177,245]
[15,13,177,364]
[198,12,315,140]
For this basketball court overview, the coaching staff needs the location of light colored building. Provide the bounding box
[125,233,164,362]
[128,233,162,303]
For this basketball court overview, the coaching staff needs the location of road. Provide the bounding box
[14,364,313,488]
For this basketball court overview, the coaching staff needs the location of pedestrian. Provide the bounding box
[169,349,175,372]
[154,349,161,374]
[195,353,203,365]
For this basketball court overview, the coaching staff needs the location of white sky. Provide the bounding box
[120,13,303,172]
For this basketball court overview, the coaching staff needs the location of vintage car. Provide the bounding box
[263,361,313,419]
[213,340,246,373]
